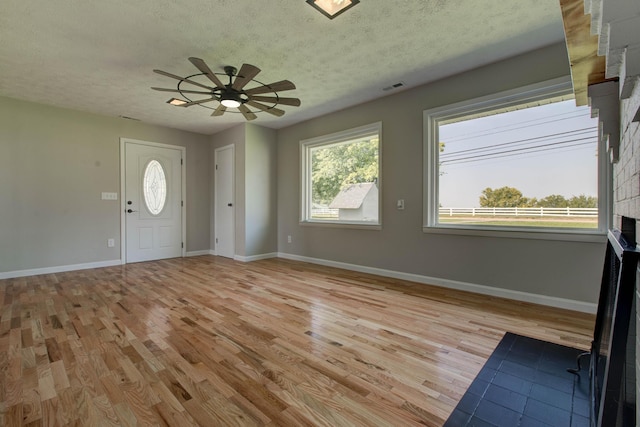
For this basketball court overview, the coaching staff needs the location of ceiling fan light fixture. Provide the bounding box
[306,0,359,19]
[220,92,242,108]
[153,58,300,121]
[220,99,241,108]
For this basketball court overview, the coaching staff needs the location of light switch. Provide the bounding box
[397,199,405,210]
[101,192,118,200]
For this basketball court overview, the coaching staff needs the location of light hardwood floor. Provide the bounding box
[0,256,594,426]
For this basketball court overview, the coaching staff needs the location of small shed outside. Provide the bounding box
[329,183,378,222]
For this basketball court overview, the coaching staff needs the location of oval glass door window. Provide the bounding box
[143,160,167,215]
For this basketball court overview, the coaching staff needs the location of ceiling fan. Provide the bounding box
[151,57,301,121]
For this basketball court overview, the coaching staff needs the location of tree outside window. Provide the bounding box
[424,78,606,235]
[301,123,381,226]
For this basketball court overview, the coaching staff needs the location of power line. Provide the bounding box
[440,127,596,159]
[441,135,596,162]
[441,144,597,171]
[441,140,595,166]
[442,110,593,143]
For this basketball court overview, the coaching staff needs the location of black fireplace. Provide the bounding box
[589,227,637,426]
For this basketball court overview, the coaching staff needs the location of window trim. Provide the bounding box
[300,122,382,229]
[423,77,609,241]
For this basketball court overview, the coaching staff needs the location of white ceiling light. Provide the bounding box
[220,92,242,108]
[306,0,359,19]
[167,98,187,106]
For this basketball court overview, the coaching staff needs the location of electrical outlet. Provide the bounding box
[107,238,115,247]
[287,235,292,243]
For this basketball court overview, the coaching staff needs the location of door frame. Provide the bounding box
[119,137,187,264]
[214,144,235,257]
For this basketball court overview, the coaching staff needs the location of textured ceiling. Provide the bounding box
[0,1,566,135]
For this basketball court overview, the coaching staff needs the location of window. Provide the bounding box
[143,159,167,215]
[424,78,607,238]
[301,122,381,227]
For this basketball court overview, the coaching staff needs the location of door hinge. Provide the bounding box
[215,238,218,244]
[181,200,184,207]
[181,242,184,248]
[215,164,218,170]
[181,158,183,165]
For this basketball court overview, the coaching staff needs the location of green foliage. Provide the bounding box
[478,187,597,208]
[537,194,568,208]
[479,186,527,207]
[311,138,378,205]
[567,194,597,208]
[533,193,597,208]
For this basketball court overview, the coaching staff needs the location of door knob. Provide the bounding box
[127,209,137,213]
[227,203,233,207]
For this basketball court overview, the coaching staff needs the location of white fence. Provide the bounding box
[311,207,339,218]
[313,206,597,218]
[439,207,597,217]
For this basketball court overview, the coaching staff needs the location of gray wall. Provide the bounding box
[276,43,606,303]
[245,123,277,256]
[0,96,211,273]
[210,123,278,258]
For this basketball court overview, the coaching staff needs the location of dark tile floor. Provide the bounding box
[444,333,590,427]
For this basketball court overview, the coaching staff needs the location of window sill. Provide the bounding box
[423,224,607,243]
[300,220,382,231]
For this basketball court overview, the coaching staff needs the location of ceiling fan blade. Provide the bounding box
[151,87,212,95]
[246,100,285,117]
[153,69,214,91]
[231,64,261,90]
[188,57,226,88]
[249,95,301,107]
[238,104,258,121]
[244,80,296,95]
[181,97,217,107]
[211,104,226,116]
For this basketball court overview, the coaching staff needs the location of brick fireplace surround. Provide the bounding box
[584,0,640,423]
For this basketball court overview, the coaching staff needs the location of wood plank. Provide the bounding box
[559,0,608,105]
[0,256,594,425]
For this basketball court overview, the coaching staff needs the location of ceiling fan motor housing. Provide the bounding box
[223,66,238,78]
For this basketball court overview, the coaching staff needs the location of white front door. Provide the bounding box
[214,145,235,258]
[124,141,183,263]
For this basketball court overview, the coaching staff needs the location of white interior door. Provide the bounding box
[215,145,235,258]
[125,141,183,263]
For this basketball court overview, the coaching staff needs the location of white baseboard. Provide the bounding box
[0,259,123,280]
[277,252,597,314]
[235,252,278,262]
[185,250,213,257]
[1,252,597,314]
[187,251,278,261]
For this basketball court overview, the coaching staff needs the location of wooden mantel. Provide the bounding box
[559,0,608,105]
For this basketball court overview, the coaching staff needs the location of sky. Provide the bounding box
[437,100,599,207]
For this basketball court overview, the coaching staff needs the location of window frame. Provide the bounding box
[423,77,609,242]
[300,122,382,229]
